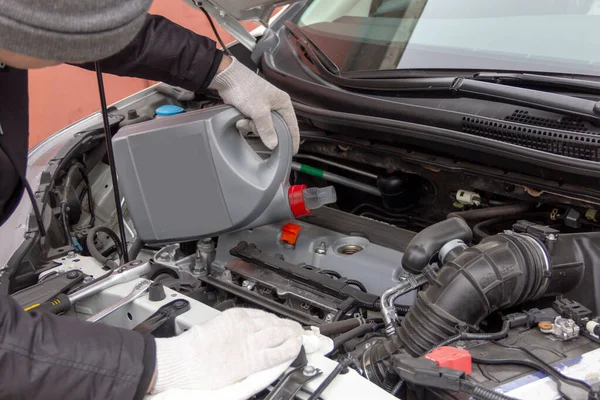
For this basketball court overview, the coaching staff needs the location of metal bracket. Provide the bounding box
[265,347,322,400]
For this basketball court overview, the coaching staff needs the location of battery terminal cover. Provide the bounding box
[550,317,580,340]
[425,346,472,374]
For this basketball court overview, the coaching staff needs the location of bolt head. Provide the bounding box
[174,300,187,308]
[241,281,255,290]
[66,271,79,279]
[303,365,317,376]
[314,242,328,255]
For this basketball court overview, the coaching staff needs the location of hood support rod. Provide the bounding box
[94,62,129,263]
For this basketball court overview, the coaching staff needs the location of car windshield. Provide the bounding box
[297,0,600,76]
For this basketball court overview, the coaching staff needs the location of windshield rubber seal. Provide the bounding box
[261,49,600,179]
[284,22,600,123]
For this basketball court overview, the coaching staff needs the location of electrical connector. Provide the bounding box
[392,355,465,392]
[456,190,481,206]
[552,299,592,325]
[504,307,559,328]
[391,354,518,400]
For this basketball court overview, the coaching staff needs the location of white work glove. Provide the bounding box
[209,57,300,154]
[152,308,305,393]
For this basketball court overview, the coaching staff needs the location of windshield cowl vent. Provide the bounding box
[505,110,588,132]
[461,116,600,162]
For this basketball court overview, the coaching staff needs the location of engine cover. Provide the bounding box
[214,219,414,304]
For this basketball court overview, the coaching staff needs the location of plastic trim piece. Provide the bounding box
[260,38,600,178]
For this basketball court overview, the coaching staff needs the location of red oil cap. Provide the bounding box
[425,347,472,374]
[281,223,302,245]
[288,185,311,218]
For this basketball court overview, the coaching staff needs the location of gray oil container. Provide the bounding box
[112,105,335,244]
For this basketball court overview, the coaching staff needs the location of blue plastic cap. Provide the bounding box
[156,105,185,116]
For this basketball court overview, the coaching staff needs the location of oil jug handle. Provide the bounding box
[208,107,293,205]
[262,110,294,175]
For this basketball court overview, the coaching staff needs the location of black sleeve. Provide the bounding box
[0,294,156,400]
[76,14,224,93]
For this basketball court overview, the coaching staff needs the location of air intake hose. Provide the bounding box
[398,231,584,356]
[401,217,472,274]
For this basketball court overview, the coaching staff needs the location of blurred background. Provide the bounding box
[28,0,256,148]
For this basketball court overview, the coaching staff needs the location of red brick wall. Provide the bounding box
[28,0,256,147]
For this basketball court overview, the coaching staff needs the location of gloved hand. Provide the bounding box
[209,57,300,154]
[151,308,305,393]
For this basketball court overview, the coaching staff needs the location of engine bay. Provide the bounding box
[7,83,600,399]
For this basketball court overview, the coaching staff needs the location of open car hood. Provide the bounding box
[184,0,300,50]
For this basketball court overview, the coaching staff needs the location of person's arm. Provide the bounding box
[0,294,155,400]
[77,13,299,153]
[76,14,225,93]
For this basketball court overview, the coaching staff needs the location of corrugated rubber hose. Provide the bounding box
[86,226,124,265]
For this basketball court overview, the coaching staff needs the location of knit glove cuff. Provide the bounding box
[208,58,300,154]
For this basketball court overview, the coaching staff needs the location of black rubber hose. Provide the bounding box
[332,298,356,322]
[447,203,532,221]
[471,344,592,397]
[60,163,86,245]
[397,233,584,356]
[129,238,144,260]
[347,279,367,292]
[461,381,518,400]
[319,318,362,337]
[391,380,405,397]
[81,173,95,227]
[321,270,342,279]
[402,217,473,274]
[473,217,505,240]
[62,163,84,198]
[60,203,71,246]
[86,226,124,265]
[332,323,379,350]
[433,320,510,350]
[395,305,411,316]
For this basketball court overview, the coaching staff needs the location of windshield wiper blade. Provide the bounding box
[284,22,600,122]
[451,77,600,121]
[473,72,600,94]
